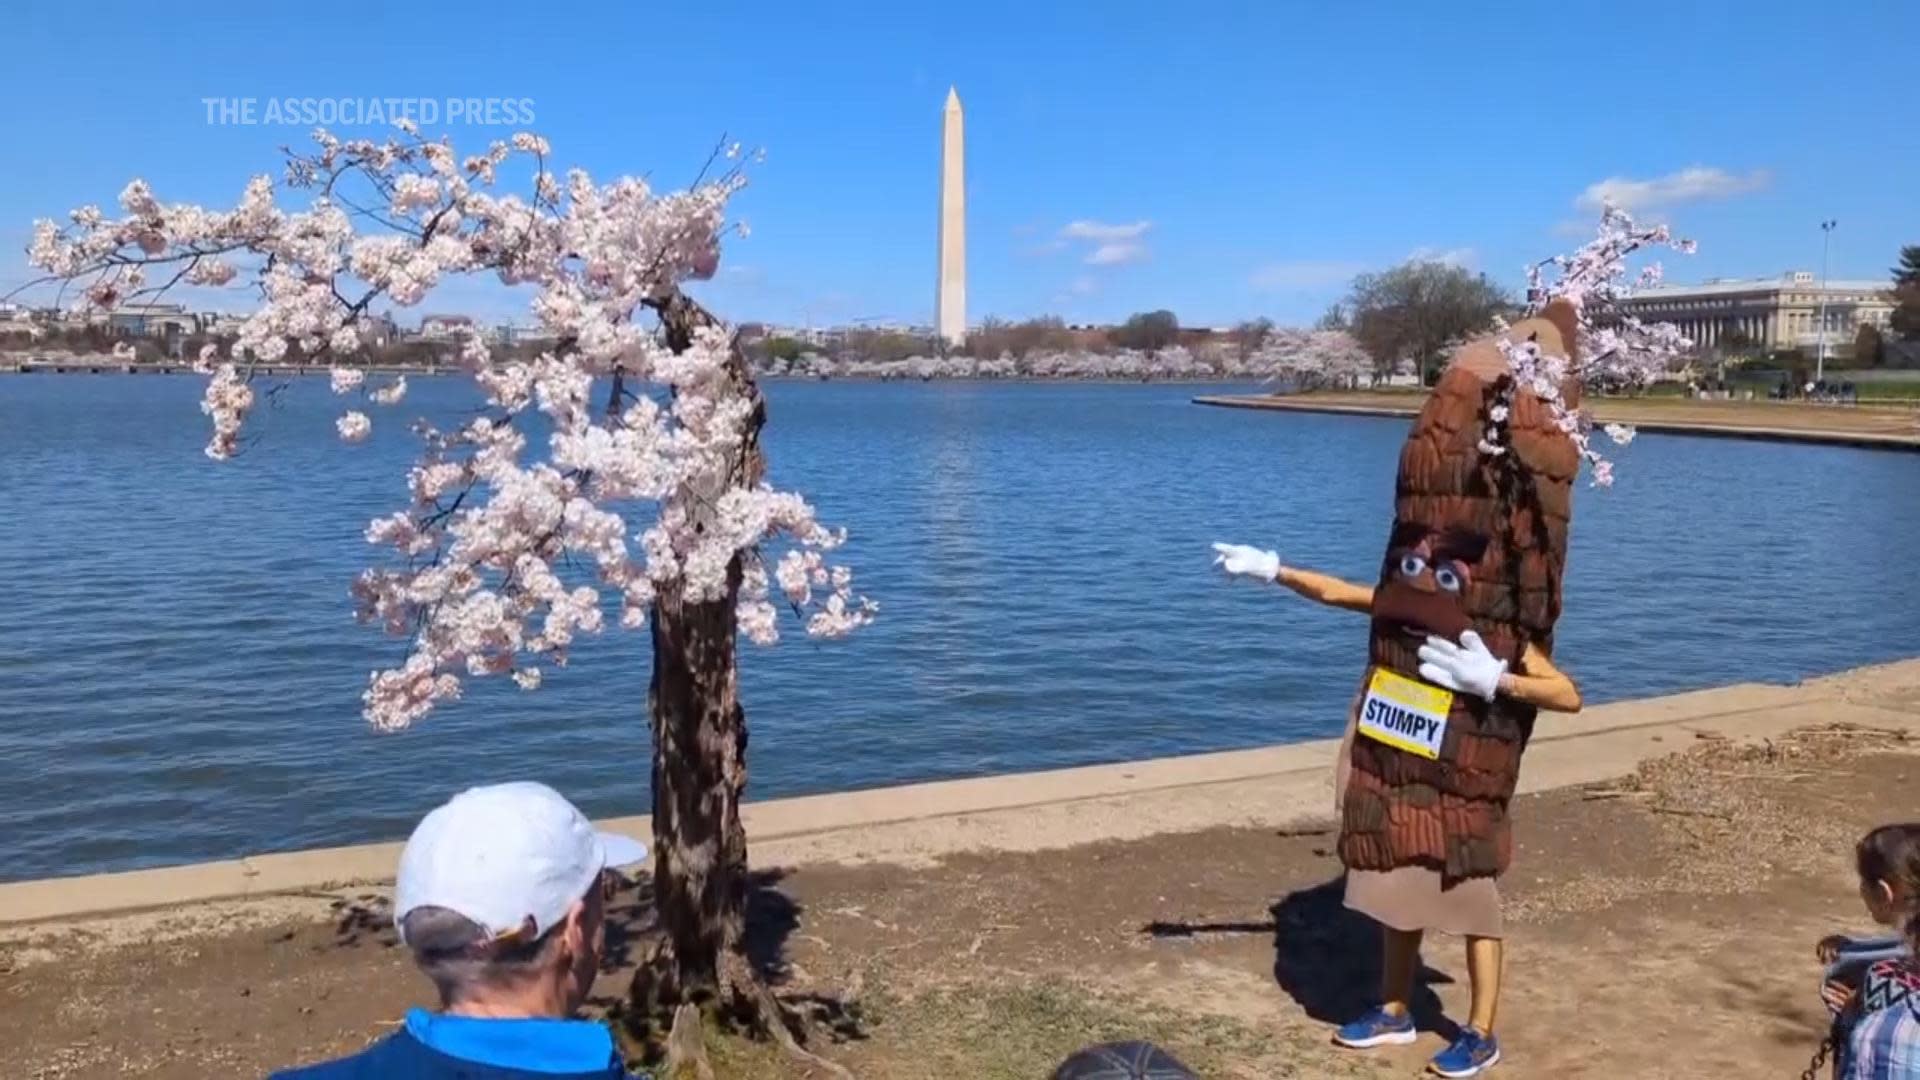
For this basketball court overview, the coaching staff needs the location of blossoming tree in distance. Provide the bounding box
[25,124,872,1073]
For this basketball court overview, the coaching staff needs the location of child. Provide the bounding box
[1818,824,1920,1076]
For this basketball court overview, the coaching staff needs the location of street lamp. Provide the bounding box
[1817,219,1837,383]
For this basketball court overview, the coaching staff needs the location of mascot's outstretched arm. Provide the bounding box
[1211,542,1373,613]
[1212,542,1581,713]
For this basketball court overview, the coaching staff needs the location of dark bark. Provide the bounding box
[628,292,853,1078]
[646,569,752,1002]
[643,290,765,1007]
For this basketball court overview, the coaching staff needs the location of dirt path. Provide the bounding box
[2,724,1909,1079]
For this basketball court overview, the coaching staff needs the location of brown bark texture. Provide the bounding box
[1339,301,1582,882]
[642,291,765,1007]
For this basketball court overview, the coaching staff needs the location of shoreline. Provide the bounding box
[0,362,1261,386]
[5,656,1916,927]
[1195,392,1920,452]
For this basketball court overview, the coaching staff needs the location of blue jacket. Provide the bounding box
[271,1009,643,1080]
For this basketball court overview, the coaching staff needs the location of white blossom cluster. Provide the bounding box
[1484,205,1695,485]
[27,128,872,729]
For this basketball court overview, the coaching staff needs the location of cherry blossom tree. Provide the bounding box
[1239,327,1371,387]
[23,125,870,1074]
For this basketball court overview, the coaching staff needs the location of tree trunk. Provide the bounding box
[644,291,766,1009]
[646,572,752,1004]
[629,293,855,1078]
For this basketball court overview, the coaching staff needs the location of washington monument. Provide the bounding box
[937,87,966,346]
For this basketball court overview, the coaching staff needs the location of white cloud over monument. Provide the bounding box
[1575,166,1771,213]
[1059,220,1152,266]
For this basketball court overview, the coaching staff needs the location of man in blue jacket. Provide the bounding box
[273,781,649,1079]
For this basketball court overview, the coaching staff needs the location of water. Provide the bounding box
[2,376,1916,883]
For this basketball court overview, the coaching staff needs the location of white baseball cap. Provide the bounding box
[393,781,648,944]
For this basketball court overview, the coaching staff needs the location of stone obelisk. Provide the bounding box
[936,87,967,347]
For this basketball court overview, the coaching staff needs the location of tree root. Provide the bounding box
[664,1003,714,1080]
[633,944,859,1079]
[743,971,855,1080]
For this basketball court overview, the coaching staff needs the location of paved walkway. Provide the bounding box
[5,658,1919,926]
[1193,393,1920,452]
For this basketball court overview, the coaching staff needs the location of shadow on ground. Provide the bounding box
[593,866,866,1066]
[1145,874,1456,1037]
[330,893,398,949]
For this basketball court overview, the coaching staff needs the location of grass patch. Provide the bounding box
[684,976,1351,1079]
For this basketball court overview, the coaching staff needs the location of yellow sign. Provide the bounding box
[1357,668,1454,759]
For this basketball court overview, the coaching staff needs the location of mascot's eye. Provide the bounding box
[1435,566,1463,593]
[1398,554,1427,578]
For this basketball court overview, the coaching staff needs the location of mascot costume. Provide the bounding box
[1213,300,1588,1078]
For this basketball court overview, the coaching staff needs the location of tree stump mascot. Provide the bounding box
[1213,300,1587,1078]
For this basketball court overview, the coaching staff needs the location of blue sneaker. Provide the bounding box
[1332,1005,1417,1049]
[1428,1027,1500,1077]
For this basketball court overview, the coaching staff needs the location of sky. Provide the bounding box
[4,0,1916,330]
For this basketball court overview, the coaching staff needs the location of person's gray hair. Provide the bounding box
[399,905,564,1001]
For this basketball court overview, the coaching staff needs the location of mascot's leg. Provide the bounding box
[1381,927,1423,1016]
[1466,936,1503,1034]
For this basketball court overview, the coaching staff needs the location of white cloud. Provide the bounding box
[1060,220,1151,242]
[1086,241,1148,266]
[1054,219,1153,267]
[1574,166,1770,213]
[1247,260,1365,293]
[1407,246,1476,268]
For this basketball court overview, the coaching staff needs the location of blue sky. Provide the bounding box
[5,0,1916,329]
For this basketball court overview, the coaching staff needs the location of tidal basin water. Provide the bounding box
[3,376,1918,881]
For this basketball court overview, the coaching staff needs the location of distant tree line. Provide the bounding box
[9,323,553,369]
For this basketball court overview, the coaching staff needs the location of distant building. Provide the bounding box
[765,325,830,346]
[107,303,198,338]
[0,305,35,338]
[194,309,238,334]
[1619,271,1894,359]
[418,314,476,340]
[489,323,557,347]
[361,313,398,347]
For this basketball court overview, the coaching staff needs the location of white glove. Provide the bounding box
[1418,630,1508,702]
[1211,542,1281,583]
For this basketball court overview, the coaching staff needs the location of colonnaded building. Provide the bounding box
[1618,271,1894,360]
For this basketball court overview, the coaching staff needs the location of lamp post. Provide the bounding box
[1817,219,1837,383]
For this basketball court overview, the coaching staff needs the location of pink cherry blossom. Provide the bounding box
[330,366,366,394]
[1481,205,1695,486]
[336,410,372,442]
[368,376,407,405]
[199,364,254,461]
[23,127,870,730]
